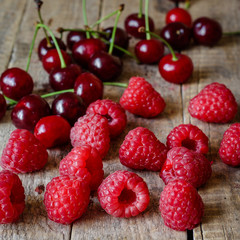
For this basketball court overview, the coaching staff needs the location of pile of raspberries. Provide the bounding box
[0,77,239,231]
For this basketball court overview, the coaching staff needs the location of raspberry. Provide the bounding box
[44,175,90,224]
[160,147,212,188]
[0,170,25,224]
[98,170,150,218]
[167,124,209,154]
[188,82,237,123]
[219,123,240,166]
[120,76,165,118]
[59,145,104,190]
[70,113,110,158]
[86,99,127,138]
[159,179,204,231]
[0,129,48,173]
[119,127,168,171]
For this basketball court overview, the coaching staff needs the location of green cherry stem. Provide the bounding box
[223,31,240,36]
[138,0,143,18]
[108,4,124,55]
[37,23,67,68]
[145,0,151,40]
[4,96,17,105]
[104,82,128,88]
[82,0,90,39]
[41,89,74,99]
[57,27,109,36]
[185,0,191,9]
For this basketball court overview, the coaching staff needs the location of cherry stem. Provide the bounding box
[34,0,52,47]
[37,23,67,68]
[138,0,143,18]
[185,0,191,9]
[58,27,109,36]
[82,0,90,39]
[26,25,40,72]
[4,96,17,105]
[145,0,151,40]
[104,82,128,88]
[175,2,179,8]
[108,4,124,55]
[41,89,74,98]
[223,31,240,36]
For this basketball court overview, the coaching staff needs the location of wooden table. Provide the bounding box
[0,0,239,239]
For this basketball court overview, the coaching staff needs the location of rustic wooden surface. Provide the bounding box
[0,0,239,239]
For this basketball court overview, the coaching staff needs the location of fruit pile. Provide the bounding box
[0,0,239,233]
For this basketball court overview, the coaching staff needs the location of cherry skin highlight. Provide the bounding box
[0,68,33,101]
[66,31,86,50]
[135,39,164,64]
[166,8,192,28]
[158,53,193,84]
[0,94,7,120]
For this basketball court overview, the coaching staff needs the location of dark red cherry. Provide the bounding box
[124,13,154,39]
[42,49,72,73]
[74,72,103,107]
[66,31,86,50]
[166,8,192,28]
[38,37,66,60]
[0,94,7,120]
[160,22,191,51]
[158,53,193,84]
[51,92,86,125]
[102,27,129,56]
[135,39,164,64]
[49,64,82,91]
[72,38,106,68]
[88,51,122,82]
[0,68,33,101]
[11,94,51,131]
[34,115,71,149]
[192,17,222,46]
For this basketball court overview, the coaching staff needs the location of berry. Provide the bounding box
[59,145,104,190]
[159,179,204,231]
[192,17,222,46]
[44,175,90,224]
[0,170,25,224]
[98,170,150,218]
[120,76,165,118]
[86,99,127,138]
[188,82,237,123]
[119,127,168,171]
[160,147,212,188]
[66,31,86,50]
[0,129,48,173]
[167,124,209,154]
[0,68,33,101]
[166,8,192,28]
[158,53,193,84]
[0,93,7,120]
[34,115,71,149]
[70,113,110,158]
[219,123,240,167]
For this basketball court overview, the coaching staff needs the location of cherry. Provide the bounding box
[38,37,66,60]
[11,94,51,131]
[160,22,191,51]
[0,68,33,100]
[72,38,106,68]
[124,13,154,39]
[135,39,164,64]
[49,64,82,91]
[166,8,192,28]
[66,31,86,50]
[192,17,222,46]
[51,92,86,125]
[0,94,7,120]
[88,51,122,82]
[158,53,193,84]
[34,115,71,149]
[42,49,72,73]
[74,72,103,106]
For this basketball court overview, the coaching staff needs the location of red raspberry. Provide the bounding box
[0,170,25,224]
[188,82,237,123]
[70,113,110,158]
[44,175,90,224]
[59,145,104,190]
[86,99,127,138]
[167,124,209,154]
[119,127,168,171]
[219,123,240,166]
[160,147,212,188]
[159,179,204,231]
[120,76,165,118]
[0,129,48,173]
[98,170,150,218]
